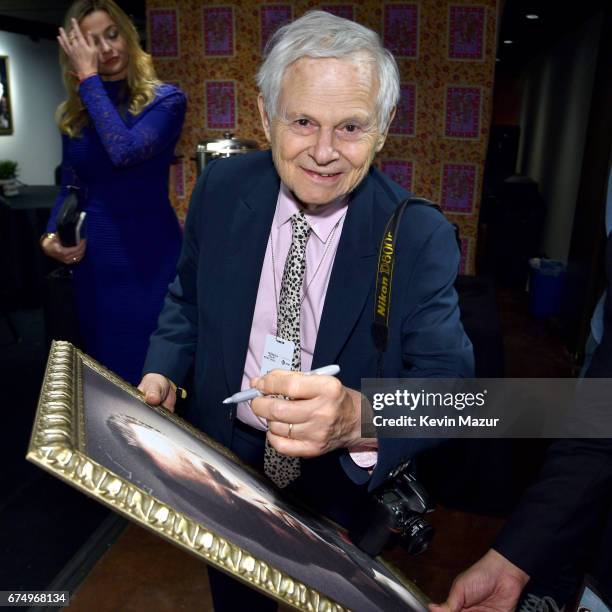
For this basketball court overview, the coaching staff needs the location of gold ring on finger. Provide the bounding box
[287,423,293,438]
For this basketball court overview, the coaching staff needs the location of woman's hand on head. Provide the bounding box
[41,233,87,265]
[58,18,98,80]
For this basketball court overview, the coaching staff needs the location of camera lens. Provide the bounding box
[401,515,435,556]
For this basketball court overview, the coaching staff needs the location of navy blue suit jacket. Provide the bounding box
[494,234,612,592]
[144,151,473,492]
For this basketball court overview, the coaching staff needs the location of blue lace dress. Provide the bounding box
[47,76,186,384]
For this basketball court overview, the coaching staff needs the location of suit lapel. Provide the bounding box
[222,161,279,393]
[312,174,380,369]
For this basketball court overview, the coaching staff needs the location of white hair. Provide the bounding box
[256,10,400,132]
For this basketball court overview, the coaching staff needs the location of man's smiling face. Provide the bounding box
[258,55,389,208]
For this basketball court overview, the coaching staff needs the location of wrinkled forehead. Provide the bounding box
[281,52,377,91]
[278,54,380,117]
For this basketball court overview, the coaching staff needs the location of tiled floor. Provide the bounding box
[67,524,213,612]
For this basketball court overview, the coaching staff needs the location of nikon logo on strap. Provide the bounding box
[372,197,449,376]
[376,230,394,318]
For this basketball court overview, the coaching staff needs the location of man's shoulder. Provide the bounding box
[187,150,276,223]
[207,149,272,177]
[369,165,409,207]
[202,150,274,191]
[369,167,450,235]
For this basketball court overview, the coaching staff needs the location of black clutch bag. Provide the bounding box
[56,186,86,247]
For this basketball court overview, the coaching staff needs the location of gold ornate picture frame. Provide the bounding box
[28,341,429,611]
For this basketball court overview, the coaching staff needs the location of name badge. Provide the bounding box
[261,334,295,375]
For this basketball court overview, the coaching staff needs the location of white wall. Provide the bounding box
[0,31,65,185]
[516,14,603,263]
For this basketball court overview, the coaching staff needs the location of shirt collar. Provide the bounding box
[275,183,348,243]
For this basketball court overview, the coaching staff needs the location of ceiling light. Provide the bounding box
[526,13,539,20]
[503,39,513,44]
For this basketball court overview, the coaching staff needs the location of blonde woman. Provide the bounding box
[41,0,186,384]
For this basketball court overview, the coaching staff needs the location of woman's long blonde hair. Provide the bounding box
[56,0,161,137]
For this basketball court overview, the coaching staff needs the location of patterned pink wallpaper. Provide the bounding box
[147,0,499,274]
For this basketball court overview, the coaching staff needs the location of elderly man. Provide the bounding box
[139,10,472,610]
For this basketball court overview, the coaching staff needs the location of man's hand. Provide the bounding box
[250,369,372,458]
[429,549,529,612]
[137,373,177,412]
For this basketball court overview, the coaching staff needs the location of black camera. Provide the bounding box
[349,463,435,557]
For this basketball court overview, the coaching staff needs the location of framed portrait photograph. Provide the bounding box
[28,342,429,611]
[0,56,13,135]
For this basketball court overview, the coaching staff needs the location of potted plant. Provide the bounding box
[0,160,19,197]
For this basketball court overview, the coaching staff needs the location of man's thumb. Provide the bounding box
[429,586,464,612]
[142,381,166,405]
[146,388,161,404]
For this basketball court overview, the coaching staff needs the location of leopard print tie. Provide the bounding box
[264,211,311,488]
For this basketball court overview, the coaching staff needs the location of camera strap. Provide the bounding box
[372,197,450,377]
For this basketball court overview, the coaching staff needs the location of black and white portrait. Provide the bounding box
[82,363,425,611]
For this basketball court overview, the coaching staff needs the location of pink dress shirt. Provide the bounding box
[237,184,377,468]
